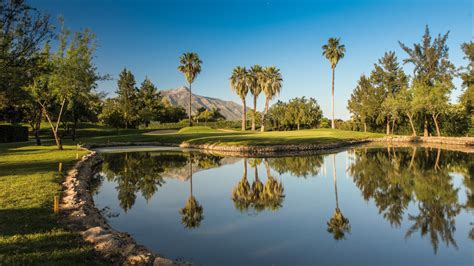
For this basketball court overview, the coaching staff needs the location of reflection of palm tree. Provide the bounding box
[179,159,204,229]
[327,154,351,240]
[232,158,252,211]
[250,159,265,211]
[263,159,285,211]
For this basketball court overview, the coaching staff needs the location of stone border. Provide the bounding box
[60,150,189,265]
[371,136,474,146]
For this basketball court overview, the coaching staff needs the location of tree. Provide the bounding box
[26,25,101,150]
[261,66,283,132]
[459,42,473,132]
[137,77,162,127]
[178,52,202,126]
[322,37,346,129]
[395,86,418,136]
[179,158,204,229]
[116,68,138,129]
[0,0,52,118]
[370,51,408,134]
[248,65,263,130]
[230,66,249,131]
[327,154,350,240]
[99,98,125,130]
[399,26,455,137]
[347,75,377,132]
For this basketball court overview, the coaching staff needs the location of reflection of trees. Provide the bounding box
[179,157,204,229]
[101,151,222,213]
[349,147,470,253]
[327,154,350,240]
[267,155,323,177]
[232,158,285,213]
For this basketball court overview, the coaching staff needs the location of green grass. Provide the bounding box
[0,143,105,265]
[76,126,385,146]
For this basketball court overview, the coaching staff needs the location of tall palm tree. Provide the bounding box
[260,66,283,132]
[322,38,346,129]
[230,66,250,130]
[179,158,204,229]
[178,52,202,126]
[327,154,351,240]
[248,65,263,131]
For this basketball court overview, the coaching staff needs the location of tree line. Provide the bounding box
[348,26,473,136]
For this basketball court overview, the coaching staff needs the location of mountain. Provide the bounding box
[160,87,243,121]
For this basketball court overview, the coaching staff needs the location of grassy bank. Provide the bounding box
[77,126,385,146]
[0,143,104,265]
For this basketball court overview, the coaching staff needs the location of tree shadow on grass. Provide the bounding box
[0,208,106,265]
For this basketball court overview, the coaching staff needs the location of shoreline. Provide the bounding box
[64,136,473,264]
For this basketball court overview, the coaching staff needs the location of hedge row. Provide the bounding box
[0,125,28,143]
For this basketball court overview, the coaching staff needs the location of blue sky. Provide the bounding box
[32,0,472,119]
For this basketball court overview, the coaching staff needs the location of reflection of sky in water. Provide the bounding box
[93,147,473,266]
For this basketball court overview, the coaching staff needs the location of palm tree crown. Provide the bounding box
[177,52,202,84]
[322,37,346,69]
[262,66,283,101]
[230,66,249,99]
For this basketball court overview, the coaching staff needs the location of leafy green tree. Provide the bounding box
[0,0,52,120]
[248,65,263,130]
[137,77,163,127]
[399,26,455,137]
[116,68,138,129]
[459,42,473,135]
[322,37,346,129]
[370,51,408,134]
[99,98,125,129]
[230,66,249,130]
[26,25,101,150]
[178,52,202,126]
[348,74,378,132]
[261,66,283,132]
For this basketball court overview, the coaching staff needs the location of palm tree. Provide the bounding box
[232,158,252,212]
[230,66,250,131]
[260,66,283,132]
[178,52,202,126]
[248,65,263,130]
[327,154,351,240]
[322,38,346,129]
[263,159,285,211]
[179,158,204,229]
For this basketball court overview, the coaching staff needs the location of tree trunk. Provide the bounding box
[331,67,335,129]
[243,158,247,178]
[386,116,390,135]
[241,99,246,131]
[332,154,339,209]
[432,113,441,137]
[408,114,417,136]
[252,95,257,131]
[363,121,367,133]
[188,83,193,127]
[297,122,300,131]
[40,100,64,150]
[423,116,429,137]
[189,161,193,196]
[261,97,270,132]
[34,110,42,145]
[391,118,396,135]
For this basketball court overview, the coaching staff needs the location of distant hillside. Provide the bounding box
[160,87,243,121]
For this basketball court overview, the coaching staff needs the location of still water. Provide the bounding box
[92,145,473,266]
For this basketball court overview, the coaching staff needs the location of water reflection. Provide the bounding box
[96,146,473,260]
[349,146,472,253]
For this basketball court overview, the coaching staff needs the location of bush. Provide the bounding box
[0,125,28,143]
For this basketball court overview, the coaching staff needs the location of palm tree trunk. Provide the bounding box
[252,95,257,131]
[243,158,247,178]
[332,154,339,210]
[432,113,441,137]
[188,83,193,127]
[189,161,193,196]
[331,67,335,129]
[260,97,270,132]
[241,99,246,131]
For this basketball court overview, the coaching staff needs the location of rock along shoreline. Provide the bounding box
[63,136,473,265]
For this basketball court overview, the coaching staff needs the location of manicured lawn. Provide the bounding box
[0,143,105,265]
[76,126,385,146]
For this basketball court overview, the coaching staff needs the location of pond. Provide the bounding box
[92,145,473,266]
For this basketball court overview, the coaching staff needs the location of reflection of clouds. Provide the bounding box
[250,240,295,258]
[194,216,271,236]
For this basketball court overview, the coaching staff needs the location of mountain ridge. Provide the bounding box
[160,87,244,121]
